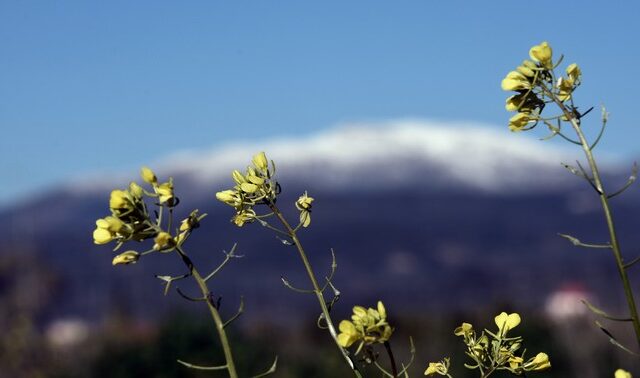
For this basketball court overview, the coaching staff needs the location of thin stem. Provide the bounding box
[547,88,640,349]
[175,245,239,378]
[481,367,496,378]
[203,243,239,282]
[384,341,399,378]
[268,202,361,376]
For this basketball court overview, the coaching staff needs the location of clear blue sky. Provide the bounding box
[1,1,639,205]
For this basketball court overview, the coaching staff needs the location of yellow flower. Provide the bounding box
[296,192,314,210]
[155,182,174,204]
[178,209,203,233]
[501,71,531,91]
[556,77,575,102]
[232,170,246,185]
[296,192,314,228]
[129,181,143,199]
[93,216,126,244]
[509,356,524,369]
[252,151,269,171]
[246,174,265,185]
[140,166,157,184]
[454,322,473,337]
[240,182,259,194]
[566,63,581,81]
[554,63,581,102]
[337,301,394,353]
[471,335,488,359]
[98,216,125,232]
[508,112,533,132]
[529,41,553,68]
[377,301,386,319]
[494,312,521,335]
[521,60,537,70]
[523,352,551,371]
[232,209,256,227]
[516,64,535,77]
[424,358,450,376]
[615,369,632,378]
[112,250,139,266]
[153,232,173,251]
[93,228,113,244]
[109,189,133,210]
[506,92,543,113]
[337,320,359,347]
[216,189,242,207]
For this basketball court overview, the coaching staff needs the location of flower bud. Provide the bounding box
[141,166,157,184]
[524,352,551,371]
[240,182,258,194]
[109,189,131,210]
[155,182,174,204]
[129,182,143,199]
[153,232,173,250]
[216,190,239,205]
[454,322,473,337]
[252,152,269,170]
[232,170,246,185]
[508,112,532,132]
[566,63,581,81]
[93,228,113,244]
[529,41,553,68]
[501,71,530,91]
[516,64,535,77]
[112,250,139,266]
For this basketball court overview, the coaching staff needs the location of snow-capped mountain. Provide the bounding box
[70,120,580,199]
[1,120,636,329]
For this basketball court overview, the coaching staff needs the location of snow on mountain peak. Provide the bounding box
[159,119,575,192]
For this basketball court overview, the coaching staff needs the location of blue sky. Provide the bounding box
[1,1,639,206]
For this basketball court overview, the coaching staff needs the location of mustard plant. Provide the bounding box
[93,167,277,378]
[501,41,639,372]
[216,153,415,377]
[424,312,550,377]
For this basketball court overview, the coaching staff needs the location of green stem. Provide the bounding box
[551,94,640,349]
[268,203,361,376]
[480,366,495,378]
[175,245,239,378]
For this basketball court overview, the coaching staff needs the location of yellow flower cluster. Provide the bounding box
[557,63,581,101]
[502,41,582,132]
[500,42,552,132]
[337,301,393,355]
[92,167,182,266]
[139,166,176,205]
[216,152,278,227]
[445,312,550,375]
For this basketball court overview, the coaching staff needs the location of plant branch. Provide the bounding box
[546,87,640,349]
[174,245,239,377]
[267,202,362,377]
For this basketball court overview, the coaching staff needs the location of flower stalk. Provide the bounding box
[93,167,244,378]
[547,89,640,348]
[174,245,239,378]
[501,40,640,352]
[267,201,362,376]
